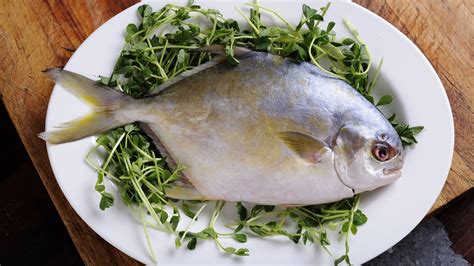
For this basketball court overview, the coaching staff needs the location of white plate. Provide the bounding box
[45,0,454,264]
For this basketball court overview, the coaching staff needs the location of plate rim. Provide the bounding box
[44,0,455,264]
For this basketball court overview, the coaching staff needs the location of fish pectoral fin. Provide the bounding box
[278,131,331,164]
[165,181,207,201]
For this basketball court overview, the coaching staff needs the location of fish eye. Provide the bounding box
[372,143,390,162]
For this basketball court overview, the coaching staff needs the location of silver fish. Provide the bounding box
[40,48,404,205]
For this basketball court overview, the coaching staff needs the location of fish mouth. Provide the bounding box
[383,165,403,177]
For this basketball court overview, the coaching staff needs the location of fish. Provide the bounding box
[40,47,404,206]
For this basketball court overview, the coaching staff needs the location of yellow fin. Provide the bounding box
[165,181,207,201]
[278,131,330,164]
[39,68,135,144]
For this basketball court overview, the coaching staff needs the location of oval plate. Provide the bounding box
[45,0,454,264]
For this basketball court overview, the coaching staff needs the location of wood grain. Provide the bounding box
[354,0,473,211]
[0,0,141,265]
[0,0,472,264]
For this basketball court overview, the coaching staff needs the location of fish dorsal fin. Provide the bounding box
[146,57,226,96]
[146,46,255,96]
[278,131,331,164]
[194,45,253,57]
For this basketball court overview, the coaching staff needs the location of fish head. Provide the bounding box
[333,122,404,193]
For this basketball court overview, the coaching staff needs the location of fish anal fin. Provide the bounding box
[138,123,178,169]
[165,181,207,201]
[278,131,331,164]
[138,123,205,200]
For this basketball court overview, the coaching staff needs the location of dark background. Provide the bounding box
[0,101,471,265]
[0,102,82,265]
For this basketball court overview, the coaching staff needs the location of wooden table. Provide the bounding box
[0,0,472,264]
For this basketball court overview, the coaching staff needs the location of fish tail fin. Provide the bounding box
[39,68,135,144]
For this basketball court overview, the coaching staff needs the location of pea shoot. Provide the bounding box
[87,1,423,264]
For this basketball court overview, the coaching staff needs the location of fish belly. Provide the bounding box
[146,123,353,205]
[140,52,354,205]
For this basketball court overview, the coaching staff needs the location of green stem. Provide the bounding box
[234,6,260,35]
[245,3,296,31]
[246,210,286,224]
[368,58,383,93]
[143,44,199,51]
[315,3,331,28]
[308,37,349,82]
[102,132,126,170]
[343,19,372,75]
[179,202,208,243]
[140,208,158,263]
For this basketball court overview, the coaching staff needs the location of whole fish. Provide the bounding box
[40,48,404,205]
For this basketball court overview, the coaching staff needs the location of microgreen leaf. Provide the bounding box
[126,23,138,35]
[341,222,349,233]
[187,237,197,250]
[321,43,345,60]
[99,76,110,85]
[342,38,355,45]
[160,210,169,224]
[255,36,272,51]
[235,248,249,256]
[177,49,187,64]
[182,202,197,219]
[233,233,247,243]
[137,5,152,18]
[171,216,180,231]
[224,247,236,253]
[236,202,248,221]
[95,184,105,192]
[234,224,244,233]
[376,95,393,106]
[99,192,114,210]
[320,230,330,246]
[326,21,335,32]
[303,5,317,19]
[350,224,358,235]
[353,210,368,226]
